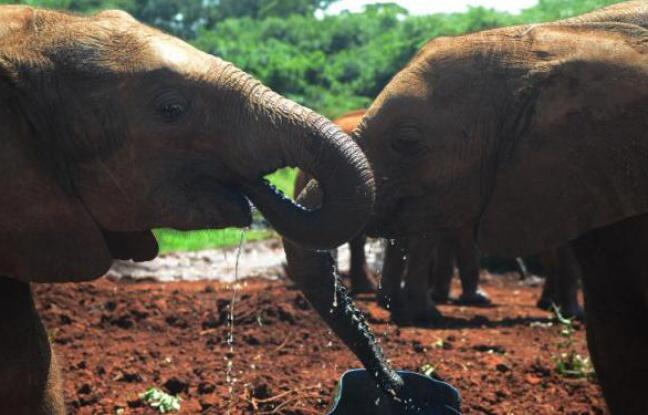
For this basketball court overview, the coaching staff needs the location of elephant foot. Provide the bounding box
[561,303,584,321]
[554,302,584,320]
[456,289,491,306]
[536,296,553,311]
[391,302,443,326]
[430,291,450,304]
[537,298,583,320]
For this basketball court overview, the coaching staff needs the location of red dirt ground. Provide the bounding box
[34,272,607,414]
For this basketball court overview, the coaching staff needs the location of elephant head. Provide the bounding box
[0,6,374,282]
[358,17,648,257]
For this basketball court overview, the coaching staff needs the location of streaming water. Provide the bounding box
[332,272,339,310]
[225,230,246,415]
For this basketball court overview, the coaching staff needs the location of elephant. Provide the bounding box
[294,109,377,294]
[0,6,374,414]
[349,1,647,413]
[286,1,647,413]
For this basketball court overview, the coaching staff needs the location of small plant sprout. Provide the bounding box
[551,304,594,379]
[432,338,445,349]
[420,363,436,377]
[554,351,594,378]
[139,388,181,413]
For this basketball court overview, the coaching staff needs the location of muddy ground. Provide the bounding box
[35,270,607,414]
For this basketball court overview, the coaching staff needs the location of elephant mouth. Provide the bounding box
[102,229,159,262]
[365,196,425,238]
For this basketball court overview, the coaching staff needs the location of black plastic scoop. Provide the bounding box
[327,369,461,415]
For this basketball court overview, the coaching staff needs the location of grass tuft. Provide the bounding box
[139,388,181,413]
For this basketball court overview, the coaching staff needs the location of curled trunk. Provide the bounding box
[221,63,374,250]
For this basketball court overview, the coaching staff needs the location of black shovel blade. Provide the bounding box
[327,369,461,415]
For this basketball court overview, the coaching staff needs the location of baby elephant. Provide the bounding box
[0,7,373,414]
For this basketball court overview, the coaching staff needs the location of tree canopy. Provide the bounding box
[2,0,625,116]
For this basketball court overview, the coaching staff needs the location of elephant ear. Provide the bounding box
[478,23,648,257]
[0,67,112,282]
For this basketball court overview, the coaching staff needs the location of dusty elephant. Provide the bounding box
[349,1,647,413]
[0,6,374,414]
[294,109,377,294]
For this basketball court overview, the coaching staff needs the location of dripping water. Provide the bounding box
[226,230,246,415]
[332,273,339,310]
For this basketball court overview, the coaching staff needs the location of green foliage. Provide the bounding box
[214,0,339,20]
[420,363,436,377]
[192,0,623,118]
[519,0,624,22]
[4,0,626,115]
[3,0,339,38]
[139,388,181,413]
[551,304,595,378]
[554,351,594,378]
[154,228,273,253]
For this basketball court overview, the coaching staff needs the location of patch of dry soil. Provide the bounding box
[35,273,607,414]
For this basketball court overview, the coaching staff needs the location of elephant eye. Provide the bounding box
[160,103,186,122]
[155,91,189,123]
[391,125,426,157]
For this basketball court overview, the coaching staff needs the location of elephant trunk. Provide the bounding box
[283,186,405,399]
[221,63,374,250]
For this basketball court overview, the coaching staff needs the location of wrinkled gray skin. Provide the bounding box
[288,1,647,413]
[0,6,373,414]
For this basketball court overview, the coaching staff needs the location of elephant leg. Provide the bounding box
[0,277,65,415]
[396,236,442,325]
[429,237,454,304]
[554,246,584,319]
[377,239,406,310]
[572,216,648,415]
[348,234,377,295]
[536,250,559,310]
[454,231,490,306]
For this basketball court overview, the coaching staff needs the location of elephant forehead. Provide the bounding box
[0,6,34,37]
[150,38,190,66]
[146,36,212,73]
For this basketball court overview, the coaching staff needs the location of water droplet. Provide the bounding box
[332,276,339,308]
[225,230,246,415]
